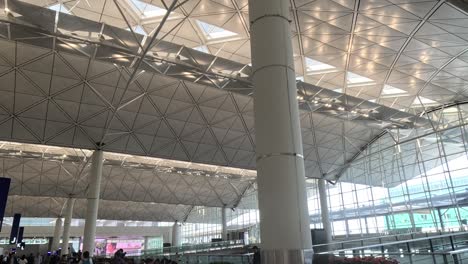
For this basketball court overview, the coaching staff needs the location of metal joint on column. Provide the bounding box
[95,142,105,150]
[250,14,291,25]
[252,64,296,77]
[256,152,304,162]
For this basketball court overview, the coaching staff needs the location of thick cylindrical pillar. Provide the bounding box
[318,179,333,246]
[172,221,181,247]
[221,207,228,241]
[51,217,63,251]
[82,150,104,255]
[249,0,313,263]
[61,198,76,255]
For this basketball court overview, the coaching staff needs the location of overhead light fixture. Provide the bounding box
[362,113,369,118]
[324,103,332,107]
[297,95,304,100]
[337,106,345,111]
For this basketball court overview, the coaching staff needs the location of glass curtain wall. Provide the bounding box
[325,103,468,237]
[181,187,260,245]
[9,103,466,244]
[180,102,468,243]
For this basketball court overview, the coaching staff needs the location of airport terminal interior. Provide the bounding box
[1,0,468,263]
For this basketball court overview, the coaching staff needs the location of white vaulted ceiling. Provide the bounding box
[17,0,468,111]
[0,38,380,180]
[5,195,192,222]
[0,141,255,221]
[2,0,468,221]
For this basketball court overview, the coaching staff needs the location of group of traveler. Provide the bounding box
[2,245,260,264]
[1,253,41,264]
[0,250,93,264]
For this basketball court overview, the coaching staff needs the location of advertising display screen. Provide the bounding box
[106,240,143,255]
[92,239,144,256]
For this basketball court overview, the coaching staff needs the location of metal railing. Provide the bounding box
[141,253,253,264]
[129,240,247,257]
[312,231,449,252]
[316,231,468,263]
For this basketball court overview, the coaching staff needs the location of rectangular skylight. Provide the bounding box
[193,45,210,54]
[382,85,408,96]
[127,25,147,36]
[197,21,237,40]
[130,0,167,18]
[412,96,437,106]
[305,57,336,74]
[48,3,70,14]
[347,72,375,86]
[134,25,147,35]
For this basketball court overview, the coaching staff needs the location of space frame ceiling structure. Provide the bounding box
[1,140,255,222]
[0,0,394,179]
[15,0,468,112]
[2,0,468,222]
[0,0,386,223]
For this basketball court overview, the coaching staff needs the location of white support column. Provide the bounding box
[61,198,76,255]
[221,207,228,241]
[51,217,63,251]
[82,150,104,256]
[172,221,181,247]
[249,0,313,263]
[318,179,333,246]
[144,236,149,251]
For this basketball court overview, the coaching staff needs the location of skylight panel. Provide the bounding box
[197,21,237,40]
[382,85,408,96]
[48,3,70,14]
[347,72,375,86]
[127,25,147,36]
[193,45,210,54]
[412,96,437,106]
[305,58,336,74]
[130,0,167,18]
[134,25,147,35]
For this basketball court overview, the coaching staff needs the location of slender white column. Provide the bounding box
[249,0,313,263]
[144,236,149,251]
[61,198,76,255]
[51,217,63,251]
[172,221,181,247]
[82,150,104,255]
[318,179,333,246]
[221,207,228,241]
